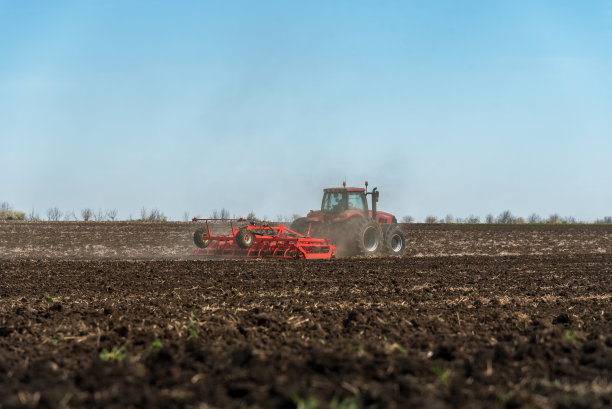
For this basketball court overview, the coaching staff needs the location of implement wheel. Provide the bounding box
[235,228,255,249]
[384,225,406,256]
[193,228,210,248]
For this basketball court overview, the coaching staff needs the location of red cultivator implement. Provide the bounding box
[191,218,336,260]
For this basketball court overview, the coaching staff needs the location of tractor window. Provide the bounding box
[347,192,366,211]
[321,192,346,213]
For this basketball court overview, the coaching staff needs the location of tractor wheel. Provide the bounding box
[384,225,406,256]
[235,228,255,249]
[290,217,309,235]
[339,218,383,256]
[193,228,210,248]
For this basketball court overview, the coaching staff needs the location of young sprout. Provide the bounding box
[100,344,127,362]
[330,395,359,409]
[432,367,452,386]
[565,329,579,341]
[291,395,317,409]
[150,340,164,350]
[187,307,199,339]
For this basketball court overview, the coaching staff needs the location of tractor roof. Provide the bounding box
[323,187,365,193]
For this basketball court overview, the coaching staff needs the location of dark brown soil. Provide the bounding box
[0,222,611,408]
[1,255,612,409]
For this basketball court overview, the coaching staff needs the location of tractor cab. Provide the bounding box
[321,188,367,214]
[306,182,395,225]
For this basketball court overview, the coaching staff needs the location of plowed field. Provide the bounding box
[1,222,611,409]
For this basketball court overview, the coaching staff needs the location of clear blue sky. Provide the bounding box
[1,1,611,221]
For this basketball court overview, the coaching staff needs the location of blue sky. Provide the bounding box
[1,1,611,221]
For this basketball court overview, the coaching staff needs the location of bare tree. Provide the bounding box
[1,201,12,211]
[47,207,62,221]
[527,213,541,223]
[485,214,495,224]
[547,214,562,224]
[28,208,40,221]
[496,210,515,224]
[563,216,576,224]
[137,208,167,222]
[93,209,105,221]
[595,216,612,224]
[106,209,118,221]
[183,211,190,222]
[209,208,231,219]
[425,215,437,223]
[465,215,480,223]
[247,211,258,222]
[401,215,414,223]
[81,208,92,221]
[444,214,454,224]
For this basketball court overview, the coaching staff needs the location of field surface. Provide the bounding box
[1,222,611,409]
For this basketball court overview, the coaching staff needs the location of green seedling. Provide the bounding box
[187,307,199,339]
[42,295,55,303]
[497,391,515,403]
[150,340,164,350]
[432,367,452,386]
[100,344,127,362]
[565,329,579,341]
[391,343,407,355]
[291,395,317,409]
[330,396,358,409]
[51,338,59,345]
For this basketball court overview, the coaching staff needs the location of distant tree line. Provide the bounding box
[2,201,611,224]
[401,210,612,224]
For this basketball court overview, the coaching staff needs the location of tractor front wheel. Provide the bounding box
[235,228,255,249]
[290,217,309,235]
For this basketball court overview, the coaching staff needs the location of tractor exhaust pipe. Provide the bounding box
[365,181,378,221]
[371,187,378,221]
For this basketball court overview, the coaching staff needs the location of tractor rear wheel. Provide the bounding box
[384,225,406,256]
[193,228,210,248]
[235,228,255,249]
[339,218,383,256]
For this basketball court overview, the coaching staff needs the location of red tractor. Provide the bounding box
[290,182,406,257]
